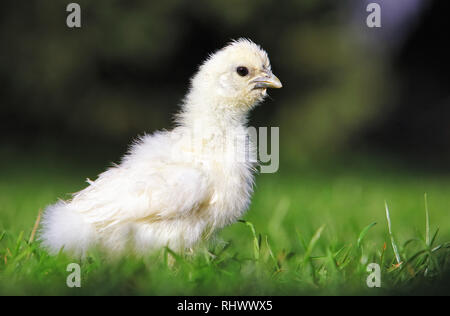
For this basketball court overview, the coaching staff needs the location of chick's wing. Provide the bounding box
[71,163,212,230]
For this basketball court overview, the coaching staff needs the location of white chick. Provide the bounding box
[40,38,282,257]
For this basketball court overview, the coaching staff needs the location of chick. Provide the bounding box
[40,38,282,257]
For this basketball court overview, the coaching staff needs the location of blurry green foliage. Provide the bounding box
[1,0,390,161]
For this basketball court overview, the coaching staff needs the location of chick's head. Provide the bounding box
[193,38,282,110]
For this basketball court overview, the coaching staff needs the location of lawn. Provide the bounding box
[0,150,449,295]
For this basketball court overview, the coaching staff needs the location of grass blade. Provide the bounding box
[424,193,430,246]
[265,235,280,271]
[28,209,42,244]
[403,238,421,249]
[296,229,308,251]
[303,224,325,264]
[357,222,377,248]
[385,201,401,265]
[14,231,24,256]
[430,227,440,249]
[239,220,260,260]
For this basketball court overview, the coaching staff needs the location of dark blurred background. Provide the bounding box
[1,0,449,169]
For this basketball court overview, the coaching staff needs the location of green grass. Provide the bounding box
[0,152,449,295]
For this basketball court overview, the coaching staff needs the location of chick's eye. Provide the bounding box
[236,66,249,77]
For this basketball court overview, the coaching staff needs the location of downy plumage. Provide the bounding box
[40,38,282,257]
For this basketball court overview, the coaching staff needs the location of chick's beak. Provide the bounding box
[251,72,283,89]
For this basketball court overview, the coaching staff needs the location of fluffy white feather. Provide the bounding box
[39,38,282,257]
